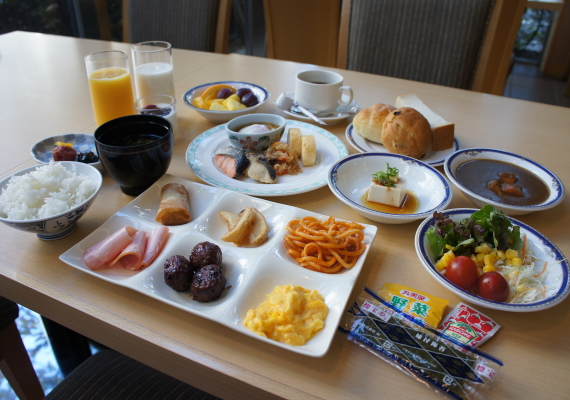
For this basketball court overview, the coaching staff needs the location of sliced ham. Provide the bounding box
[109,230,147,271]
[140,226,170,269]
[83,226,138,270]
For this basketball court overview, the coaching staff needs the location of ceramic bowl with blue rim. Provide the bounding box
[183,81,270,123]
[444,148,565,216]
[0,161,103,240]
[31,133,102,170]
[327,153,452,224]
[415,208,570,312]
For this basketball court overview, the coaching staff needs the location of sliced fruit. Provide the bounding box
[210,102,229,111]
[193,96,205,109]
[201,84,236,102]
[226,99,247,111]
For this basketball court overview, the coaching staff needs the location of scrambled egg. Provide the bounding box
[244,285,328,346]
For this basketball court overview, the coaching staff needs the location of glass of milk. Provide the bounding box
[135,95,179,136]
[131,41,175,99]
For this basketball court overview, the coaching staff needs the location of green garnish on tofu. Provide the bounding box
[372,164,399,187]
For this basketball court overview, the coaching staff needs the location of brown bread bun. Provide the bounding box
[353,103,396,144]
[381,107,433,159]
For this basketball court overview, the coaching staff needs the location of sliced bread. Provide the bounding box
[395,94,454,151]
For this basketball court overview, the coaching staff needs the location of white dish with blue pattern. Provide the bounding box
[183,81,270,123]
[31,133,101,170]
[186,120,348,196]
[345,123,459,167]
[415,209,570,312]
[444,148,565,216]
[0,161,103,240]
[328,153,452,224]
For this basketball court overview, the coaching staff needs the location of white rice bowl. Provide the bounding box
[0,161,102,240]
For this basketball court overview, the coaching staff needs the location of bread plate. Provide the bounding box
[345,123,459,167]
[187,120,348,196]
[415,208,569,312]
[60,174,378,357]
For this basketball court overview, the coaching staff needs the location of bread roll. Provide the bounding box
[381,107,433,159]
[352,103,396,144]
[301,135,316,166]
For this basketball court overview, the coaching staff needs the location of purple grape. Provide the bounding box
[241,92,259,107]
[236,87,253,99]
[217,88,234,99]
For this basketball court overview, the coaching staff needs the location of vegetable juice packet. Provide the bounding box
[339,287,502,400]
[378,282,449,327]
[439,303,500,348]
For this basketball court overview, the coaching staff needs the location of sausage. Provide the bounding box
[190,242,222,270]
[191,264,226,302]
[164,255,192,292]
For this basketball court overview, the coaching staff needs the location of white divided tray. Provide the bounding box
[60,174,377,357]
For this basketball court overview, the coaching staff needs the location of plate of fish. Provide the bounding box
[186,120,348,196]
[345,123,459,167]
[59,174,378,357]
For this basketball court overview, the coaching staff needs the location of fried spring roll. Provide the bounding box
[155,183,191,225]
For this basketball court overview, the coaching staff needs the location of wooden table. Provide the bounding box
[1,31,570,400]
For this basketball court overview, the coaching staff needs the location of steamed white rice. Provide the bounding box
[0,162,97,220]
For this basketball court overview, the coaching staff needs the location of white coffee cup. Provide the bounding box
[294,70,353,112]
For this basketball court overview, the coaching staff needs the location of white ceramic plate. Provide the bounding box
[60,175,377,357]
[277,91,359,125]
[415,208,569,312]
[346,123,459,167]
[444,148,565,216]
[328,153,452,224]
[186,120,348,196]
[31,133,102,170]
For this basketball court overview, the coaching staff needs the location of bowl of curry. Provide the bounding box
[444,148,564,215]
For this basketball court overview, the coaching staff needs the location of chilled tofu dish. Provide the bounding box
[367,164,406,207]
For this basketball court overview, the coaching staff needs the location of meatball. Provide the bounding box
[191,264,226,302]
[164,255,192,292]
[190,241,222,270]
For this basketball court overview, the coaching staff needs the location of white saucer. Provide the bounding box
[276,92,358,125]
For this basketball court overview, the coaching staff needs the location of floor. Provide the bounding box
[503,61,570,108]
[1,60,569,400]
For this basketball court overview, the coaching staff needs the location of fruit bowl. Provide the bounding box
[183,81,270,123]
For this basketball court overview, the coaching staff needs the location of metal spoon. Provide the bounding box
[275,93,327,125]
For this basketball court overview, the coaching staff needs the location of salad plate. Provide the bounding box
[60,174,377,357]
[346,123,459,167]
[415,208,569,312]
[186,120,348,196]
[277,91,359,125]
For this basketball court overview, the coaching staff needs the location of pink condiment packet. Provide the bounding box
[439,302,500,348]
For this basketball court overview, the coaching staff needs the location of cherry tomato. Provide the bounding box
[477,272,510,302]
[446,256,479,291]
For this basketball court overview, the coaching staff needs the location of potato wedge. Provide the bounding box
[249,208,269,246]
[218,211,240,230]
[221,207,255,243]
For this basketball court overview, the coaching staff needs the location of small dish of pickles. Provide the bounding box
[183,81,270,123]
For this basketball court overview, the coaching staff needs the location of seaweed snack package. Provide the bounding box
[439,303,500,348]
[339,287,502,400]
[378,282,449,327]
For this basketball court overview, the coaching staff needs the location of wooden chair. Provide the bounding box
[123,0,233,53]
[0,297,44,400]
[337,0,526,95]
[45,350,221,400]
[263,0,342,67]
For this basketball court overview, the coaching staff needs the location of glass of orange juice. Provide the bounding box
[85,50,135,126]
